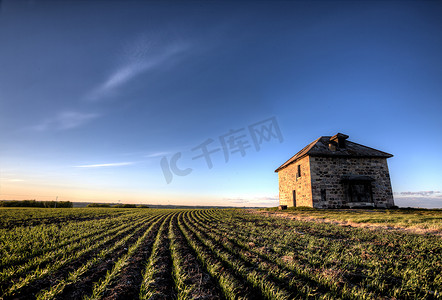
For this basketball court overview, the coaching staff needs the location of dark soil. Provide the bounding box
[139,245,175,300]
[102,218,175,300]
[171,216,224,299]
[179,213,260,300]
[100,220,165,300]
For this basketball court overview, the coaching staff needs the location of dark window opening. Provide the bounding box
[297,165,301,177]
[321,189,326,202]
[292,190,296,207]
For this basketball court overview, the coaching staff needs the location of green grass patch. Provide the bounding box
[262,207,442,231]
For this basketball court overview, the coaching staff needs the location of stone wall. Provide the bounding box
[278,156,313,207]
[309,157,394,208]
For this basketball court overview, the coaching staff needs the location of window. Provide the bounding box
[297,165,301,177]
[321,189,326,202]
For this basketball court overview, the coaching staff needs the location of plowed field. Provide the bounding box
[1,208,440,299]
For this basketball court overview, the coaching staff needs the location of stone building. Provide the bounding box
[275,133,394,208]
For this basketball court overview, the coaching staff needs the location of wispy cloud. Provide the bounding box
[32,111,100,131]
[395,191,442,197]
[86,40,190,101]
[74,162,134,168]
[145,151,171,158]
[1,178,25,182]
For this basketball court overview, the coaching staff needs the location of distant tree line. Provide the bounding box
[86,203,112,207]
[0,200,73,208]
[86,203,149,208]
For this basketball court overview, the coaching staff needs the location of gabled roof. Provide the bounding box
[275,134,393,172]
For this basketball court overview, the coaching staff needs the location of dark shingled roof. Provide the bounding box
[275,134,393,172]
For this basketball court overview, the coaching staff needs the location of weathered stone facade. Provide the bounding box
[309,157,394,208]
[275,133,394,209]
[278,156,313,207]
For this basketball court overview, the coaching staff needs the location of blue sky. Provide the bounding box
[0,1,441,207]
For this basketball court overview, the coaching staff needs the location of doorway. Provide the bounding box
[341,175,375,206]
[349,182,373,203]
